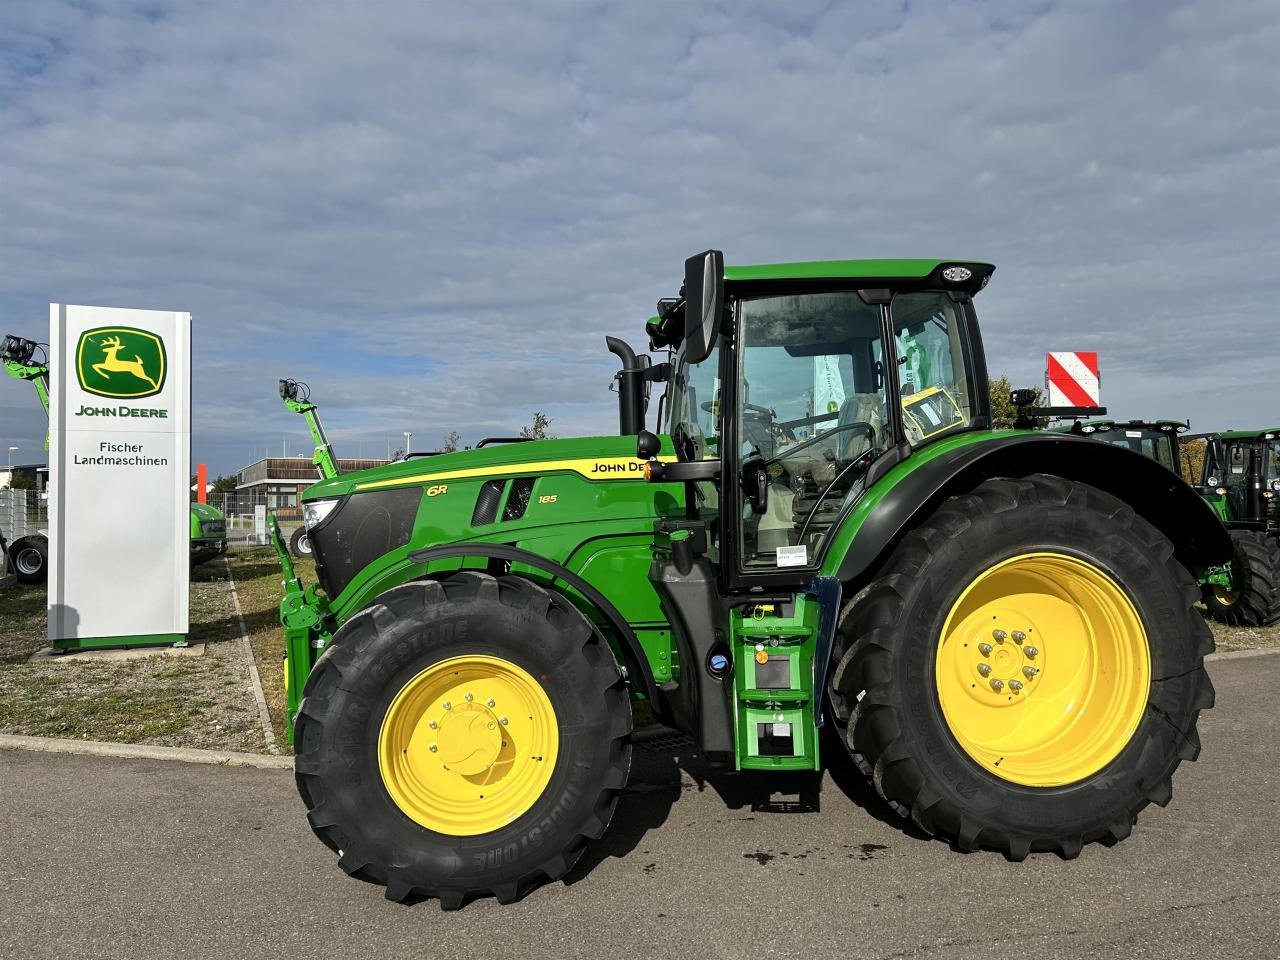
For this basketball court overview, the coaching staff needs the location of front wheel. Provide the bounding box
[1203,529,1280,627]
[288,526,313,558]
[11,535,48,584]
[293,572,631,908]
[831,474,1213,860]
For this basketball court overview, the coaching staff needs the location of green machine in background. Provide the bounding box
[273,253,1228,908]
[2,332,227,581]
[277,378,340,557]
[1062,417,1280,627]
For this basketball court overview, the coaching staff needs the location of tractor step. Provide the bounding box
[730,597,820,772]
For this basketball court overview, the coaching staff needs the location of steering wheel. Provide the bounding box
[768,420,875,465]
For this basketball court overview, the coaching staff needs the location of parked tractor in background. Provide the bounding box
[2,333,227,581]
[1061,418,1279,627]
[1194,428,1280,625]
[275,253,1227,908]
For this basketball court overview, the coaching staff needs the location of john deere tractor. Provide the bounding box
[276,253,1227,908]
[1194,428,1280,625]
[2,333,227,580]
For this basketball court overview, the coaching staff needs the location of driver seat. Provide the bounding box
[836,393,885,460]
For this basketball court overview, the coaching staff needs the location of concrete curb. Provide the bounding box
[225,557,279,755]
[0,733,294,769]
[1207,646,1280,662]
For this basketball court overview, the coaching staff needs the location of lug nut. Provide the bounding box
[442,701,452,710]
[978,643,993,656]
[486,698,496,708]
[499,716,509,726]
[1024,645,1039,658]
[428,744,438,753]
[993,629,1007,643]
[978,663,992,677]
[428,720,438,729]
[1023,666,1038,679]
[1009,679,1024,692]
[464,692,474,702]
[1012,630,1026,643]
[990,679,1005,691]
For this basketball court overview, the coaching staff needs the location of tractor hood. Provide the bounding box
[189,503,225,521]
[301,434,652,502]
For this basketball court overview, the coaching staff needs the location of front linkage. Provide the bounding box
[269,514,331,742]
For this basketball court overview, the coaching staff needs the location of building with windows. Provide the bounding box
[235,456,390,519]
[0,463,48,493]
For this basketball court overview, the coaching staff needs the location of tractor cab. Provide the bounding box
[1061,418,1189,480]
[644,251,992,586]
[1199,429,1280,533]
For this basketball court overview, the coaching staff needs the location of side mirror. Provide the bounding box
[635,429,661,460]
[683,250,725,365]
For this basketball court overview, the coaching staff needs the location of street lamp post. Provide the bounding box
[7,446,17,469]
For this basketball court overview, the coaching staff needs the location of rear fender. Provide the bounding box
[826,433,1232,585]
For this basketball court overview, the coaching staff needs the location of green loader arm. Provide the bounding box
[2,334,51,449]
[279,379,339,481]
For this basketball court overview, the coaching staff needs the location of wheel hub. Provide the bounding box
[435,701,503,776]
[958,614,1044,707]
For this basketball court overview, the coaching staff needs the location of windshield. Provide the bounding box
[735,292,892,567]
[1092,428,1178,474]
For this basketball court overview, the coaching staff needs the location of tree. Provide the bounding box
[7,470,36,490]
[988,375,1041,429]
[519,411,553,440]
[441,430,463,453]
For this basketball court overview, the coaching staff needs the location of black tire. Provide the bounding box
[830,474,1213,861]
[294,571,632,908]
[1203,529,1280,627]
[289,526,313,558]
[11,535,48,585]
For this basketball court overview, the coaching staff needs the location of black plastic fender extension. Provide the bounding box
[407,542,666,716]
[833,432,1233,584]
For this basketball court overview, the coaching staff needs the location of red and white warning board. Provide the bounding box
[1046,351,1100,407]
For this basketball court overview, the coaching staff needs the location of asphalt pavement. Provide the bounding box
[3,653,1278,960]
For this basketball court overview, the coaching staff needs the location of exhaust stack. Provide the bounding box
[606,337,646,436]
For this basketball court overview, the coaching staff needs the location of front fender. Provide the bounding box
[822,431,1231,584]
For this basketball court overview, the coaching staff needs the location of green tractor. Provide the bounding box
[1062,418,1280,627]
[2,333,228,581]
[1193,428,1280,625]
[275,253,1227,908]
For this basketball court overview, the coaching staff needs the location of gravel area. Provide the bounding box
[0,558,269,751]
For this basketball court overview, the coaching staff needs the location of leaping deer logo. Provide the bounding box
[92,335,159,390]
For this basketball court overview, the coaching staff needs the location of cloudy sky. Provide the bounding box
[2,0,1277,477]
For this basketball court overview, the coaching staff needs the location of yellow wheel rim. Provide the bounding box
[935,553,1150,787]
[378,655,559,836]
[1212,585,1239,606]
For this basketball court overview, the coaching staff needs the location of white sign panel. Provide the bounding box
[48,304,190,647]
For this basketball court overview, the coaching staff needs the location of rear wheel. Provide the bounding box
[1203,529,1280,627]
[11,536,48,584]
[831,474,1213,860]
[294,572,631,907]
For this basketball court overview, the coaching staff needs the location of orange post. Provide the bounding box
[196,463,207,504]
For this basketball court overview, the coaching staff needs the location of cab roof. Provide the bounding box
[1218,428,1280,441]
[723,259,995,295]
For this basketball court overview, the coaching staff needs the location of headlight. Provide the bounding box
[941,265,972,283]
[1207,476,1220,487]
[1271,479,1280,492]
[304,498,341,529]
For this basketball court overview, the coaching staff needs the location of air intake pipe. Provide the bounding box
[606,336,646,436]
